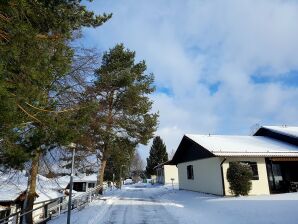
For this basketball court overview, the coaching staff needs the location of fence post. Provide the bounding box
[44,204,48,219]
[58,197,63,215]
[16,209,19,224]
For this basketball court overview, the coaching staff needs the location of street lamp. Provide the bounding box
[67,143,76,224]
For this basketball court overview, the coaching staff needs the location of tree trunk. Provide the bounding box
[22,150,41,224]
[97,159,107,195]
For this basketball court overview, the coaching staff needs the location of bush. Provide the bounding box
[227,162,253,196]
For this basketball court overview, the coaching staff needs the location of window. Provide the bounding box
[187,165,194,180]
[73,182,87,192]
[240,161,259,180]
[88,183,95,188]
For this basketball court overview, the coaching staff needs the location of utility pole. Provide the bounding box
[67,143,76,224]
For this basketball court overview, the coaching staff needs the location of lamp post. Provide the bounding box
[67,143,76,224]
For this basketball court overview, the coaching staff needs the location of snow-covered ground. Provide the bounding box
[49,184,298,224]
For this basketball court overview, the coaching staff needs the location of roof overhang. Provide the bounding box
[171,134,298,164]
[153,161,173,170]
[171,135,215,165]
[213,152,298,157]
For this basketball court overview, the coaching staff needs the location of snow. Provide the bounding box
[123,179,133,185]
[0,205,9,211]
[0,171,64,203]
[263,125,298,138]
[185,134,298,156]
[48,184,298,224]
[73,174,97,183]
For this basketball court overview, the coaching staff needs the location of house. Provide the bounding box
[0,172,65,223]
[171,133,298,196]
[56,173,98,193]
[72,174,97,192]
[154,161,179,185]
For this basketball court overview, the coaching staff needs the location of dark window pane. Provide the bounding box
[187,165,194,179]
[88,183,95,188]
[239,161,259,180]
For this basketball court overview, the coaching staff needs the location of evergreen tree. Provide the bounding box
[146,136,168,176]
[0,1,111,222]
[86,44,158,190]
[104,138,135,185]
[227,162,253,196]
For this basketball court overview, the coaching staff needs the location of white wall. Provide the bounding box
[222,157,270,196]
[178,157,223,195]
[164,165,179,184]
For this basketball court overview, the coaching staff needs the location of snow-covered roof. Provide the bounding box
[185,134,298,157]
[0,172,64,203]
[262,126,298,138]
[73,174,97,183]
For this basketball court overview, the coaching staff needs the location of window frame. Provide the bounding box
[187,165,194,180]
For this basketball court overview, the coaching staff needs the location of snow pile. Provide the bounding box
[160,187,298,224]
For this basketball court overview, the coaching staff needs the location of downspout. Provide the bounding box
[220,157,227,196]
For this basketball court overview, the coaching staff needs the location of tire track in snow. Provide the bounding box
[99,187,179,224]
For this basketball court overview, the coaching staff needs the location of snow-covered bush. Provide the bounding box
[227,162,253,196]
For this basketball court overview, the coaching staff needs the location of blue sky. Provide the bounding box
[80,0,298,160]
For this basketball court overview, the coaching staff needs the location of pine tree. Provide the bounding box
[0,1,111,222]
[146,136,168,176]
[86,44,158,190]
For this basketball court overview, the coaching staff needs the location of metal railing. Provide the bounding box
[0,185,102,224]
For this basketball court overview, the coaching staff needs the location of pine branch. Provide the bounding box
[24,102,85,113]
[17,104,42,123]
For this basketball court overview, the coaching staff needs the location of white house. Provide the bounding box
[171,129,298,196]
[72,174,97,192]
[57,174,98,192]
[154,161,179,185]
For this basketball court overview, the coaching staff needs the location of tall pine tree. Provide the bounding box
[0,1,111,223]
[146,136,168,176]
[86,44,158,190]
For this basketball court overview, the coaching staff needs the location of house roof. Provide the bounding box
[73,174,97,183]
[262,126,298,138]
[0,185,24,202]
[153,161,172,170]
[185,134,298,157]
[0,172,64,203]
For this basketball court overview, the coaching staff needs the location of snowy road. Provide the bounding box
[49,184,298,224]
[96,187,179,224]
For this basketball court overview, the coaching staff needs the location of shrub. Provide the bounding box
[227,162,253,196]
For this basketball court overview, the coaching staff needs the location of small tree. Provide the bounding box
[146,136,168,176]
[227,162,253,196]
